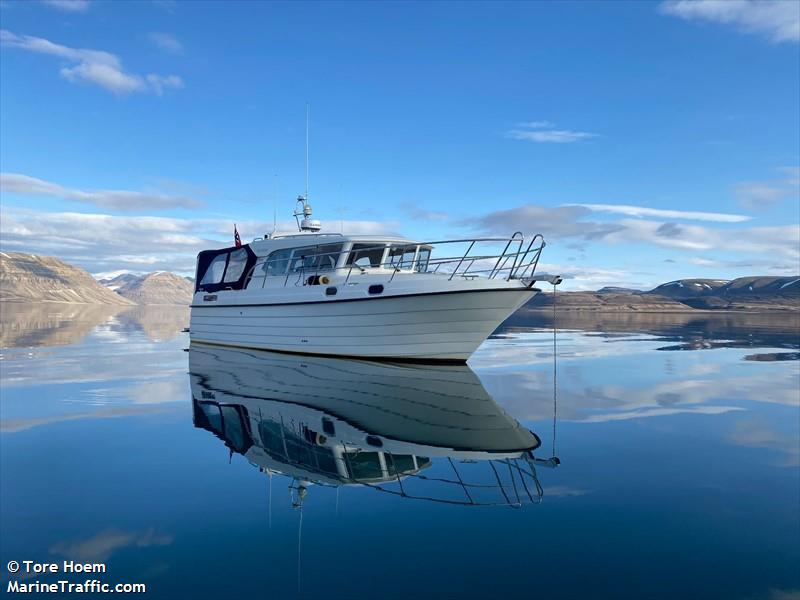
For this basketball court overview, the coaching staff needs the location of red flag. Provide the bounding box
[234,224,242,248]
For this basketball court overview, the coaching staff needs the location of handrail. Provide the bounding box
[237,234,547,290]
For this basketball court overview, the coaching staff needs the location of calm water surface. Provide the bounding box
[1,304,798,599]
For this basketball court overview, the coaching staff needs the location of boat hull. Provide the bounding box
[189,288,535,361]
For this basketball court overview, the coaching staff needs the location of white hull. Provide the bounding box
[189,287,536,361]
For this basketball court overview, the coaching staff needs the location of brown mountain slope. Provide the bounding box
[115,272,193,305]
[0,252,134,305]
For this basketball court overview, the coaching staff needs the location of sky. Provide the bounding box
[0,0,798,289]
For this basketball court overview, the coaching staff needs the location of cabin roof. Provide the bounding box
[246,232,422,255]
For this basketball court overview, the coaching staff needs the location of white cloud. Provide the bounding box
[0,29,183,95]
[148,32,183,55]
[471,202,800,266]
[516,120,555,129]
[0,206,398,273]
[687,256,794,273]
[735,182,788,209]
[41,0,90,11]
[0,207,212,273]
[1,173,203,211]
[606,218,800,258]
[659,0,800,44]
[145,73,184,95]
[401,202,450,222]
[735,168,799,210]
[573,203,751,223]
[470,204,623,240]
[506,120,597,144]
[781,166,800,186]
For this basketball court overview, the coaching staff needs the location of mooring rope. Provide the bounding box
[552,281,558,458]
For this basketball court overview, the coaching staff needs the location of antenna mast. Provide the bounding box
[272,174,278,236]
[305,103,309,202]
[293,103,321,232]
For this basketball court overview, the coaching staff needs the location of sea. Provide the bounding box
[1,303,798,599]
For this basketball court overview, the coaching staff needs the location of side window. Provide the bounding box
[344,451,384,480]
[287,245,344,273]
[223,248,248,283]
[388,245,416,269]
[346,244,386,268]
[200,254,227,285]
[265,249,292,276]
[314,244,344,271]
[246,258,266,289]
[289,248,310,273]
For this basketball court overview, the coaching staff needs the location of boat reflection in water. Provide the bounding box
[189,344,559,508]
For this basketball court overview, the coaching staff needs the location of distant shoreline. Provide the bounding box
[524,307,799,314]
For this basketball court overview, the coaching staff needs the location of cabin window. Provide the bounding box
[220,406,246,451]
[259,421,286,456]
[200,254,228,285]
[199,402,222,434]
[346,244,386,268]
[223,248,249,283]
[290,244,344,273]
[385,454,416,475]
[344,451,384,480]
[264,249,292,276]
[388,245,416,270]
[196,245,256,293]
[415,248,431,272]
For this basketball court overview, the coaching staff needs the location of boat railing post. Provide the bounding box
[516,235,545,279]
[506,237,527,281]
[510,460,536,503]
[386,452,407,497]
[490,232,520,279]
[447,457,474,505]
[505,459,523,507]
[489,460,511,505]
[449,240,475,281]
[345,260,354,284]
[313,244,320,284]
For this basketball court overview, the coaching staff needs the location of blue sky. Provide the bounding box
[0,0,798,288]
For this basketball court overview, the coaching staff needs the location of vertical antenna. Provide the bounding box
[272,173,278,235]
[305,103,309,201]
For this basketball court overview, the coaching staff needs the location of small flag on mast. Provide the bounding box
[234,224,242,248]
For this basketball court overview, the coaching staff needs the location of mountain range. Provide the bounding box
[1,253,193,305]
[1,251,796,311]
[527,276,799,312]
[98,272,194,305]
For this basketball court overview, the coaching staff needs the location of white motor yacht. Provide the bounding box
[190,197,555,362]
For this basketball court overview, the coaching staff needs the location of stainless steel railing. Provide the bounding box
[241,233,546,289]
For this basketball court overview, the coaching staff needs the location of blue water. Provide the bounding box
[1,305,798,599]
